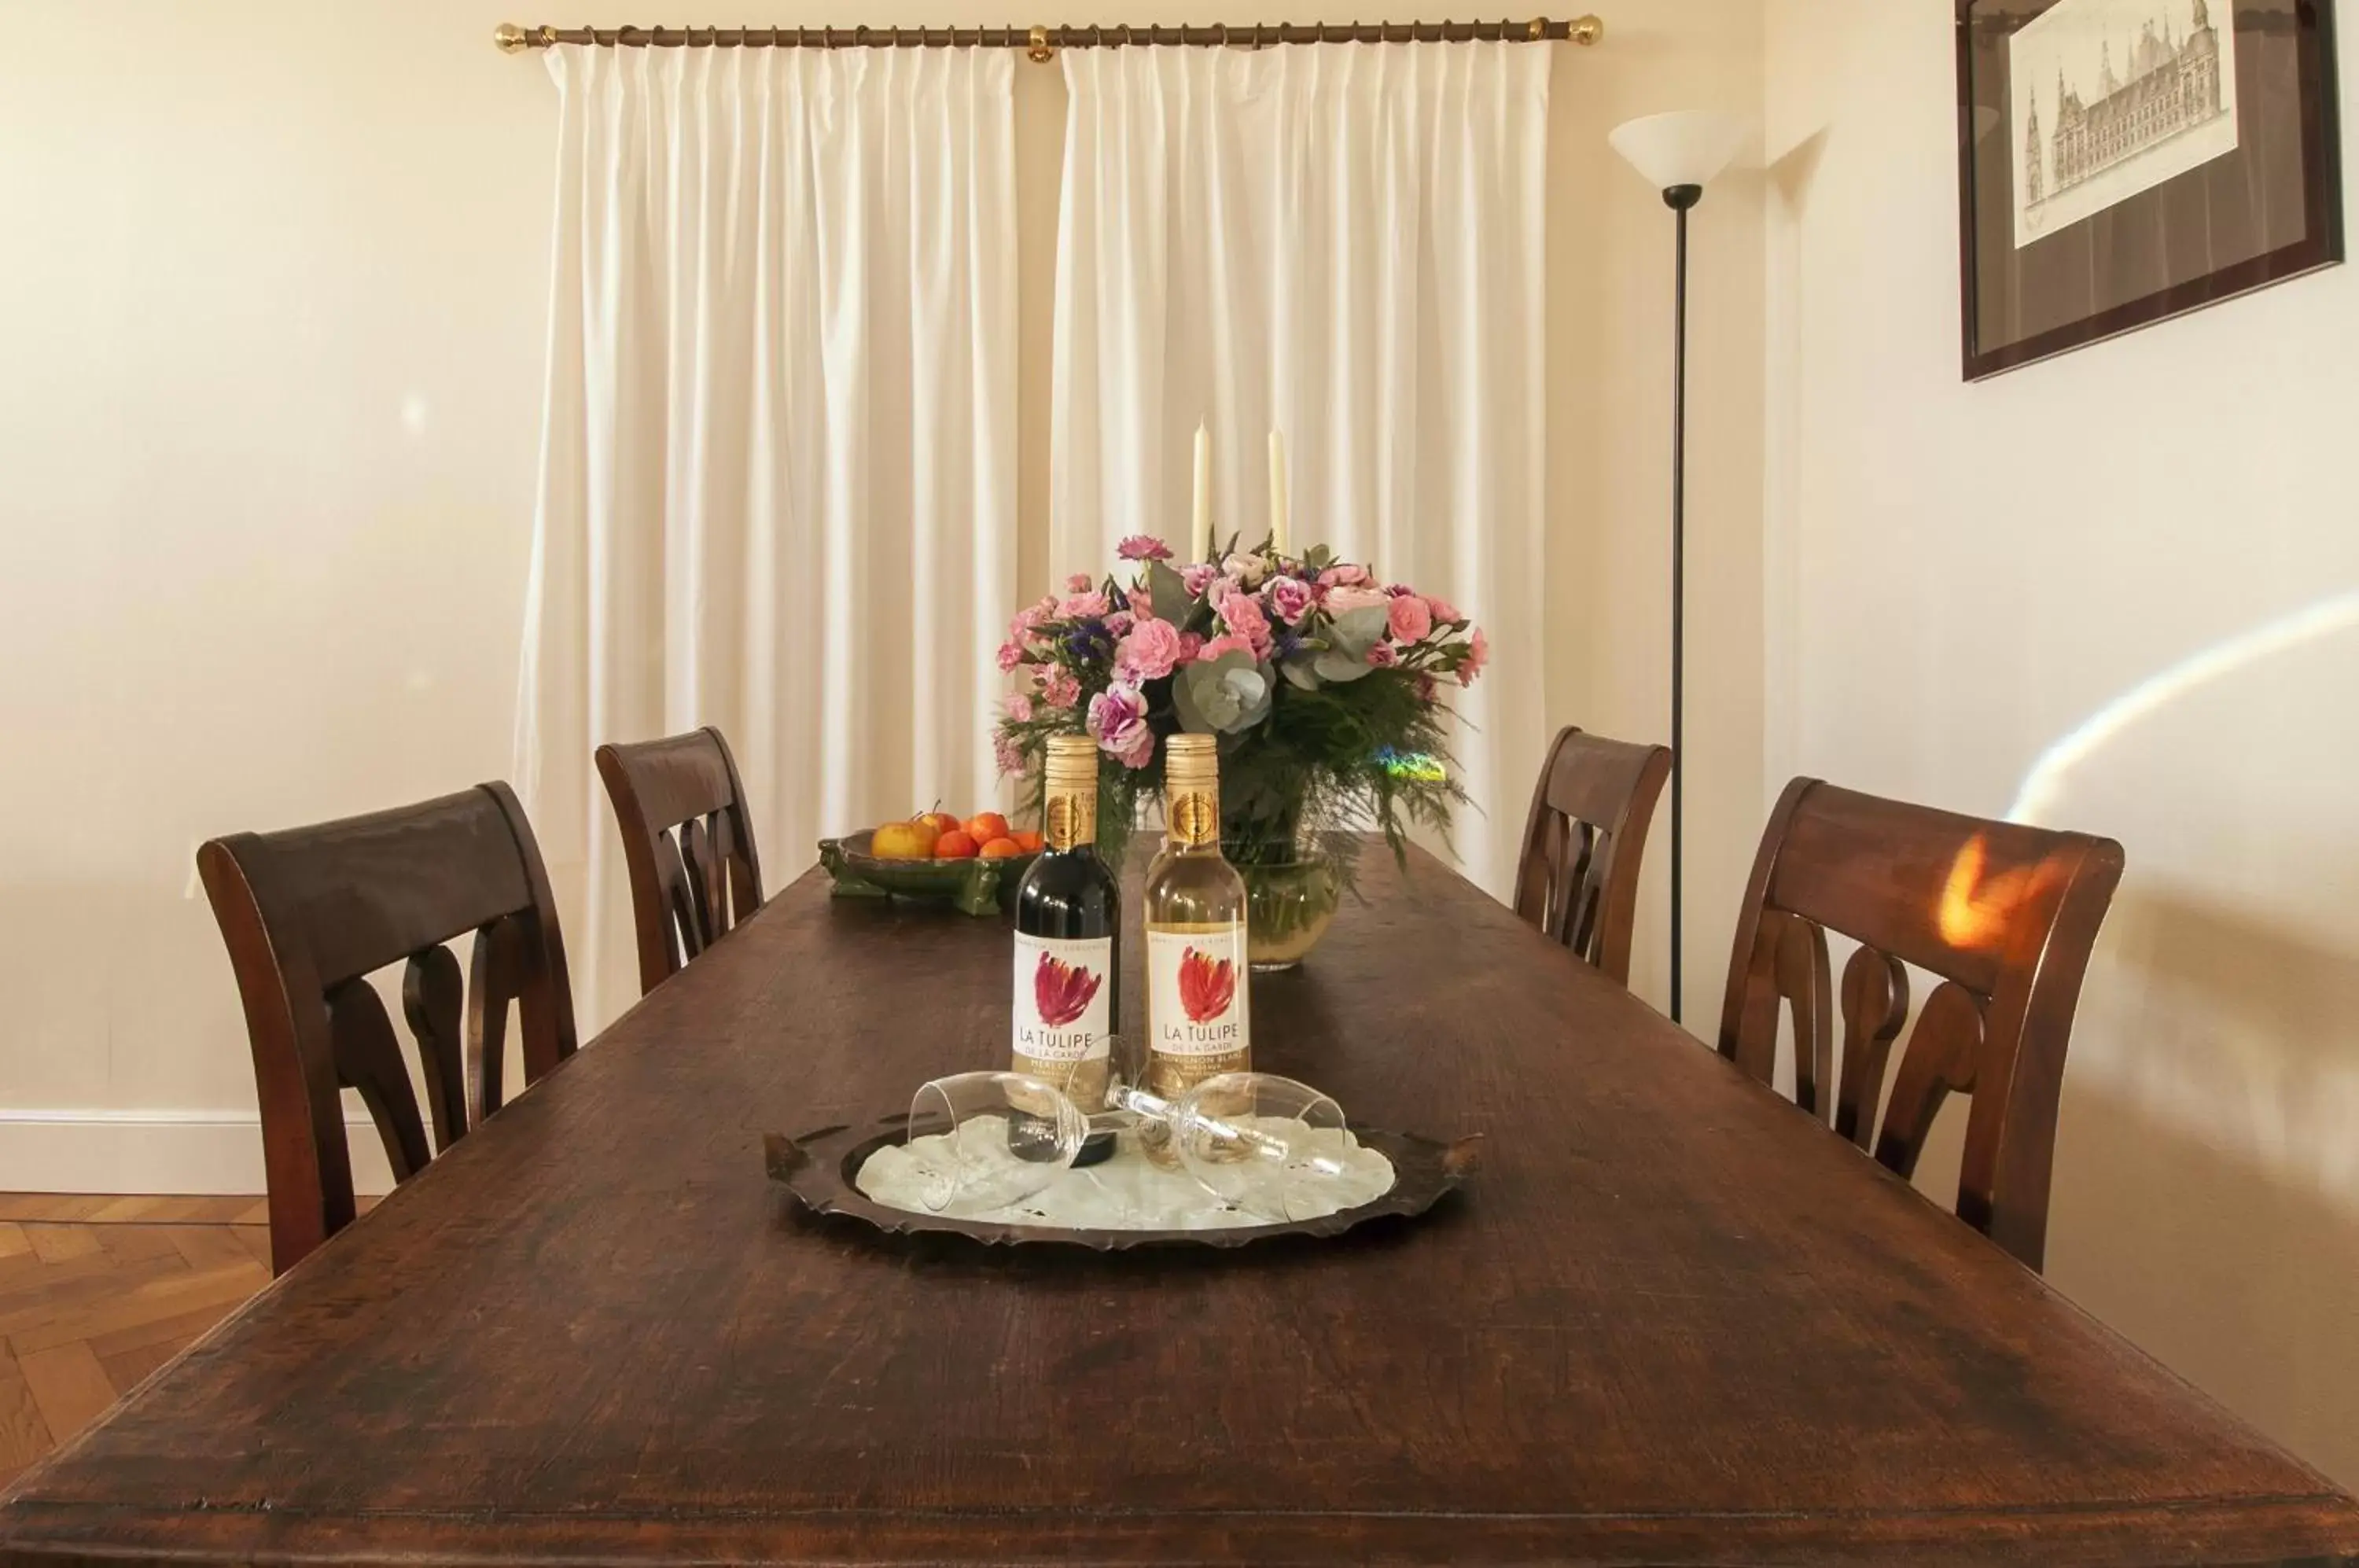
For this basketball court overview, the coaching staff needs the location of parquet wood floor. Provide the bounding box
[0,1194,300,1489]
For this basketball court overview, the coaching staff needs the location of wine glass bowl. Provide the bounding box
[905,1071,1087,1215]
[1168,1072,1352,1222]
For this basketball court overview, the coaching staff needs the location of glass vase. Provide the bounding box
[1233,849,1342,972]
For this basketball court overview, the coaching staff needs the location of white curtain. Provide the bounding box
[1049,43,1550,899]
[516,45,1018,1027]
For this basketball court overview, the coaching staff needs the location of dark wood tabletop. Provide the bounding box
[3,845,2354,1567]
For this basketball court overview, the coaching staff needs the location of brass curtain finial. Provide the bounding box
[1569,13,1603,43]
[494,20,530,53]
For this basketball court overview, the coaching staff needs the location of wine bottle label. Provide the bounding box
[1146,926,1249,1058]
[1012,933,1112,1067]
[1166,787,1219,848]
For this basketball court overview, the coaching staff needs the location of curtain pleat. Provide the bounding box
[1050,42,1550,899]
[518,44,1019,1029]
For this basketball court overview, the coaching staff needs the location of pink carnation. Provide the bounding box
[1066,572,1095,593]
[1106,611,1135,638]
[1459,626,1489,686]
[1197,633,1257,664]
[1424,595,1463,625]
[1182,563,1221,598]
[1269,577,1316,626]
[1215,589,1273,657]
[995,641,1026,672]
[993,732,1027,775]
[1128,587,1156,617]
[1325,585,1391,617]
[1087,683,1156,769]
[1387,594,1433,645]
[1004,693,1034,723]
[1058,591,1110,620]
[1367,643,1400,668]
[1319,564,1372,589]
[1117,535,1172,561]
[1176,631,1205,664]
[1115,617,1187,683]
[1040,668,1082,709]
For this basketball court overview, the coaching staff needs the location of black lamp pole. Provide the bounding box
[1662,180,1701,1026]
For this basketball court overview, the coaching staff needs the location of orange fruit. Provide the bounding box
[963,812,1010,845]
[915,811,961,837]
[870,821,939,860]
[933,829,981,859]
[1011,830,1045,853]
[978,837,1024,859]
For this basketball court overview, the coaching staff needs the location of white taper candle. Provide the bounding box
[1268,429,1290,558]
[1191,421,1213,563]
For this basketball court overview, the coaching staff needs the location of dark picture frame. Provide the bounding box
[1956,0,2342,380]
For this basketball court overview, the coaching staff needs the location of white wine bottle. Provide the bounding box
[1141,734,1249,1163]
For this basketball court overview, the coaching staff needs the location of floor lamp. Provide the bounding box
[1607,110,1746,1027]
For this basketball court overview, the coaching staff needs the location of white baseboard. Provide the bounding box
[0,1110,395,1197]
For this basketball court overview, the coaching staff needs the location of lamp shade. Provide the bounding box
[1608,110,1747,192]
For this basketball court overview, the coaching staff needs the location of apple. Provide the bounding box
[1011,830,1045,853]
[963,812,1011,845]
[916,810,961,837]
[870,820,940,861]
[934,829,981,859]
[978,837,1024,859]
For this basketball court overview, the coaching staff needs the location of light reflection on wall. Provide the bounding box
[2006,590,2359,828]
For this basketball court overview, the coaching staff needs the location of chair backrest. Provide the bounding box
[197,784,578,1275]
[595,726,764,996]
[1716,778,2124,1270]
[1512,726,1673,985]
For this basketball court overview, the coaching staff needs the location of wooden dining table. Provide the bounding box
[2,843,2355,1566]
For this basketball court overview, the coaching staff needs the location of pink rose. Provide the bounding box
[1325,585,1391,617]
[1087,683,1155,769]
[1367,643,1400,668]
[1182,563,1221,598]
[1197,633,1257,664]
[1387,594,1433,645]
[1066,572,1095,593]
[1004,693,1034,723]
[1117,535,1172,561]
[1115,617,1187,683]
[1058,591,1110,620]
[1269,577,1316,626]
[1040,668,1082,709]
[1319,564,1371,589]
[1459,626,1489,686]
[1424,595,1463,625]
[1216,589,1272,657]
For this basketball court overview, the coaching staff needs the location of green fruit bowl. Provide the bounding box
[818,831,1039,917]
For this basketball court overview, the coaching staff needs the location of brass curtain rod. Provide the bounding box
[492,16,1603,59]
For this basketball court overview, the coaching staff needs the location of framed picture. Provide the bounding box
[1956,0,2342,379]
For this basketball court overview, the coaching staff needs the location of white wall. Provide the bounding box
[1765,0,2359,1489]
[0,2,1764,1189]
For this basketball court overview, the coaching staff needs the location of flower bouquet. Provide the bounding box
[993,532,1488,966]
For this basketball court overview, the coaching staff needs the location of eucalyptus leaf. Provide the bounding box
[1314,650,1376,683]
[1172,664,1213,732]
[1279,654,1323,691]
[1179,651,1275,733]
[1328,604,1390,659]
[1146,559,1193,624]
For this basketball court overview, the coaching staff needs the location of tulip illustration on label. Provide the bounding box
[1033,950,1103,1029]
[1176,947,1235,1025]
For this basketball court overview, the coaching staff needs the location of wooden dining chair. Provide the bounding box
[198,784,578,1275]
[1716,778,2124,1271]
[1512,726,1673,985]
[595,725,764,996]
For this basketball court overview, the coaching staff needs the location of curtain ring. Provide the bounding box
[1529,17,1547,41]
[1027,24,1054,62]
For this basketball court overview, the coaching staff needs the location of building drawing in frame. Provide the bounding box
[2011,0,2239,247]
